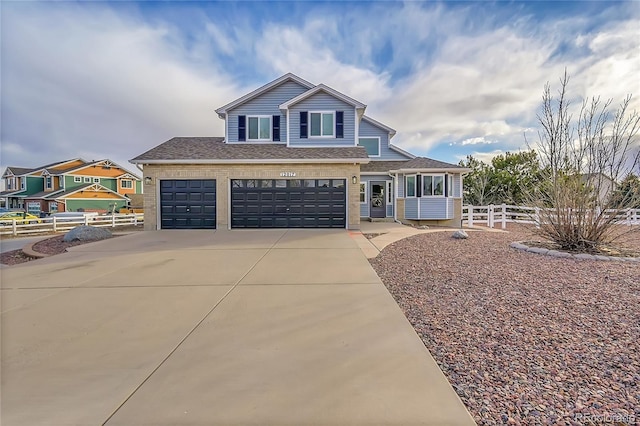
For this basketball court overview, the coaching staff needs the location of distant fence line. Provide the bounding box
[0,213,144,236]
[462,204,640,229]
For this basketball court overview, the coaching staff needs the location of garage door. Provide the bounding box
[160,180,216,229]
[231,179,346,228]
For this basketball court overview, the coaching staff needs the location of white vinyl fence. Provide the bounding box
[0,213,144,236]
[463,204,640,229]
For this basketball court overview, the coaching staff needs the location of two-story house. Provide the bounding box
[1,158,142,215]
[131,73,468,230]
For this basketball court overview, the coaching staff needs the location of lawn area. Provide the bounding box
[370,227,639,425]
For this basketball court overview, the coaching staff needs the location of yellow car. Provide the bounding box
[0,212,42,225]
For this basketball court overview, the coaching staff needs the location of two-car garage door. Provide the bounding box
[160,179,346,229]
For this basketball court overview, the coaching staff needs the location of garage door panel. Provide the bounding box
[160,180,216,229]
[231,179,346,229]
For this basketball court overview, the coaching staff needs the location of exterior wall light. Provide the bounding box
[352,175,358,185]
[144,177,153,185]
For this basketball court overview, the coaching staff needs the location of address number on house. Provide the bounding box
[280,172,296,177]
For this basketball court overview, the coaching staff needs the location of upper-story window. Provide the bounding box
[93,178,100,183]
[309,112,334,137]
[74,176,82,183]
[20,178,25,190]
[83,177,91,183]
[121,180,133,189]
[45,176,52,189]
[248,116,271,141]
[358,137,380,156]
[6,177,13,190]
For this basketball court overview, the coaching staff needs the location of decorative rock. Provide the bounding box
[417,225,429,230]
[63,225,112,243]
[594,255,611,261]
[510,242,528,250]
[452,230,469,239]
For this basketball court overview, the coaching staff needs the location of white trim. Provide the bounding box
[390,168,471,173]
[131,158,371,165]
[246,115,272,141]
[93,177,100,183]
[393,174,399,221]
[357,136,381,157]
[405,174,417,198]
[359,182,367,204]
[308,111,335,138]
[45,176,53,189]
[386,180,393,213]
[225,112,229,142]
[74,176,82,183]
[216,73,315,117]
[354,107,359,146]
[120,179,133,189]
[224,141,286,145]
[20,178,26,190]
[155,180,161,230]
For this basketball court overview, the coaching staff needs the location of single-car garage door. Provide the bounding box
[231,179,346,228]
[160,180,216,229]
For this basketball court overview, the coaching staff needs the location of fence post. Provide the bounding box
[134,214,138,226]
[84,215,89,225]
[488,204,494,228]
[534,207,540,228]
[468,205,474,227]
[501,203,507,229]
[53,216,57,232]
[112,214,116,228]
[12,219,17,236]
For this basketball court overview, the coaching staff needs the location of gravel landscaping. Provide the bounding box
[370,227,640,425]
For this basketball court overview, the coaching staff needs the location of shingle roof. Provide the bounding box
[24,189,65,199]
[130,137,370,163]
[398,157,465,170]
[361,161,411,173]
[3,167,33,176]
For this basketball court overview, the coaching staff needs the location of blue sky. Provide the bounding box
[1,0,639,179]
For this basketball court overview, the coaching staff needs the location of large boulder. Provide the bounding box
[63,225,112,243]
[452,229,469,239]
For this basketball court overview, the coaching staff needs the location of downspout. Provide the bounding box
[389,171,402,225]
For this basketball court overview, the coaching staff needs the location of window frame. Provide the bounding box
[422,174,445,197]
[386,180,393,204]
[93,177,100,183]
[247,115,272,141]
[20,178,26,190]
[359,183,367,203]
[6,177,13,190]
[45,176,53,189]
[83,177,92,183]
[121,179,133,189]
[358,137,381,157]
[405,175,417,198]
[309,111,335,138]
[74,176,82,183]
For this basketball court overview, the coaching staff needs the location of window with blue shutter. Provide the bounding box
[238,115,246,141]
[300,111,308,139]
[336,111,344,138]
[272,115,280,141]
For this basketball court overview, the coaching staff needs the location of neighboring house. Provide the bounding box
[0,159,142,215]
[131,73,469,230]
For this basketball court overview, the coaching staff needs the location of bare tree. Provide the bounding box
[526,71,640,252]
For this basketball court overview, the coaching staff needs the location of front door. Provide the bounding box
[370,181,385,218]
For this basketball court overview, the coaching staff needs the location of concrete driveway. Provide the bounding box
[1,229,474,425]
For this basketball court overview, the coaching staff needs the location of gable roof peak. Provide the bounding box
[215,73,315,117]
[279,83,367,111]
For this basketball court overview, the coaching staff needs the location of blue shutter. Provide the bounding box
[300,111,308,139]
[336,111,344,138]
[416,175,422,198]
[272,115,280,142]
[238,115,246,142]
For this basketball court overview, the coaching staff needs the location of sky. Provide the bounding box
[1,0,639,181]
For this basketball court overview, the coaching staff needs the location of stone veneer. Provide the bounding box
[142,163,361,230]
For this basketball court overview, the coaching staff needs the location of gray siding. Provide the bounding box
[227,80,309,143]
[358,119,411,160]
[419,198,450,219]
[397,173,405,198]
[360,202,369,217]
[405,198,418,218]
[289,92,355,146]
[387,204,393,218]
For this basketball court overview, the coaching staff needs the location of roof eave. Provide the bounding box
[130,158,371,165]
[389,167,471,174]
